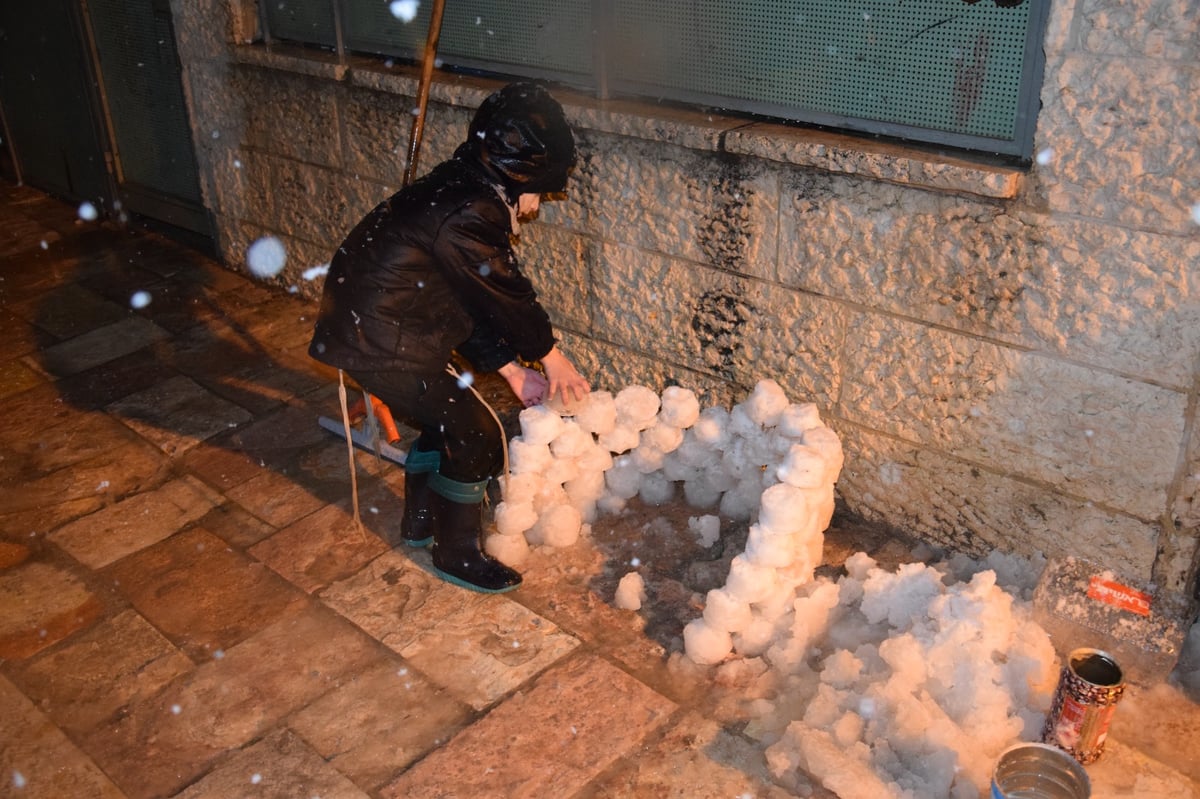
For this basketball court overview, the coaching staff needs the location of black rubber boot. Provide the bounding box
[400,446,439,547]
[428,482,521,594]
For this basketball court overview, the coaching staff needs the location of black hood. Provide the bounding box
[459,82,576,197]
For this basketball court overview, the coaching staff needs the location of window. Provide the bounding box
[260,1,1049,161]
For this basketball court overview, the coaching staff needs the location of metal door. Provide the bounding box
[82,0,209,236]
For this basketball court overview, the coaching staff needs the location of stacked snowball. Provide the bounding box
[679,380,844,667]
[486,379,844,663]
[753,553,1059,799]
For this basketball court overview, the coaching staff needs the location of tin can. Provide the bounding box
[991,743,1091,799]
[1041,647,1125,764]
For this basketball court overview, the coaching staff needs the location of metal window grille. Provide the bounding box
[259,0,1047,160]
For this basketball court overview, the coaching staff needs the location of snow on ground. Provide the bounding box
[489,378,1070,798]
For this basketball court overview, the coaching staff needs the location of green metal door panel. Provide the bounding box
[610,0,1036,150]
[343,0,592,80]
[0,0,110,202]
[86,0,204,221]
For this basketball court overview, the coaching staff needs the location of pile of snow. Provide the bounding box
[490,379,1060,798]
[751,554,1058,798]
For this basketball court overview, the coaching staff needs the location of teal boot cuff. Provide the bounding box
[428,473,489,504]
[405,446,440,474]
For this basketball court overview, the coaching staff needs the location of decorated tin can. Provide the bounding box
[991,743,1091,799]
[1041,648,1125,764]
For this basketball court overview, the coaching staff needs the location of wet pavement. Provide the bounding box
[0,182,1197,798]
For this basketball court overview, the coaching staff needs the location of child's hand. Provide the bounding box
[539,346,590,407]
[499,361,550,407]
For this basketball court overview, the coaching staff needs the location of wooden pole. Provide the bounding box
[403,0,447,187]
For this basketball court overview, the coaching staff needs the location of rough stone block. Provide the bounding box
[839,312,1185,520]
[1032,556,1196,685]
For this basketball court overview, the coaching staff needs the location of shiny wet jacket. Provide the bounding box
[308,82,576,376]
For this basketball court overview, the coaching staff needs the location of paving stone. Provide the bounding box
[220,400,336,463]
[33,315,170,377]
[181,439,275,491]
[225,468,329,528]
[48,476,220,569]
[288,659,474,792]
[107,527,309,660]
[0,411,149,481]
[105,374,254,455]
[0,540,31,569]
[0,673,127,799]
[53,348,181,410]
[0,561,103,660]
[81,605,385,799]
[195,501,278,548]
[577,710,803,799]
[0,358,43,399]
[321,550,582,710]
[249,503,389,594]
[380,654,677,799]
[12,609,193,735]
[9,282,131,340]
[171,728,370,799]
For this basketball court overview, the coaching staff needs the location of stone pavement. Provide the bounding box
[0,182,1197,799]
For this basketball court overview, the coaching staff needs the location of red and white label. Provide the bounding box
[1087,576,1152,617]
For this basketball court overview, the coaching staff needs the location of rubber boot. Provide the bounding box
[428,474,521,594]
[399,445,439,547]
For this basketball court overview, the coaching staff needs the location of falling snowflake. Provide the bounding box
[389,0,419,22]
[302,264,330,281]
[246,236,288,278]
[130,290,152,309]
[1036,147,1055,166]
[78,202,98,221]
[456,371,475,389]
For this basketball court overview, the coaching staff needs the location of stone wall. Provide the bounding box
[170,0,1200,594]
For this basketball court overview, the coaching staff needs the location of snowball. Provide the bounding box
[485,529,529,566]
[743,524,795,569]
[246,235,288,278]
[498,472,539,504]
[691,407,731,448]
[549,422,593,459]
[659,385,701,428]
[519,404,565,445]
[605,455,643,499]
[614,572,646,610]
[598,424,639,454]
[531,504,582,548]
[682,477,722,510]
[508,438,553,473]
[801,426,844,477]
[777,444,828,489]
[688,515,720,548]
[570,390,617,435]
[637,472,675,505]
[641,421,685,454]
[725,554,780,604]
[776,403,823,437]
[703,587,753,634]
[758,483,809,533]
[614,385,660,430]
[744,379,789,426]
[683,618,733,665]
[630,444,667,473]
[493,501,537,536]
